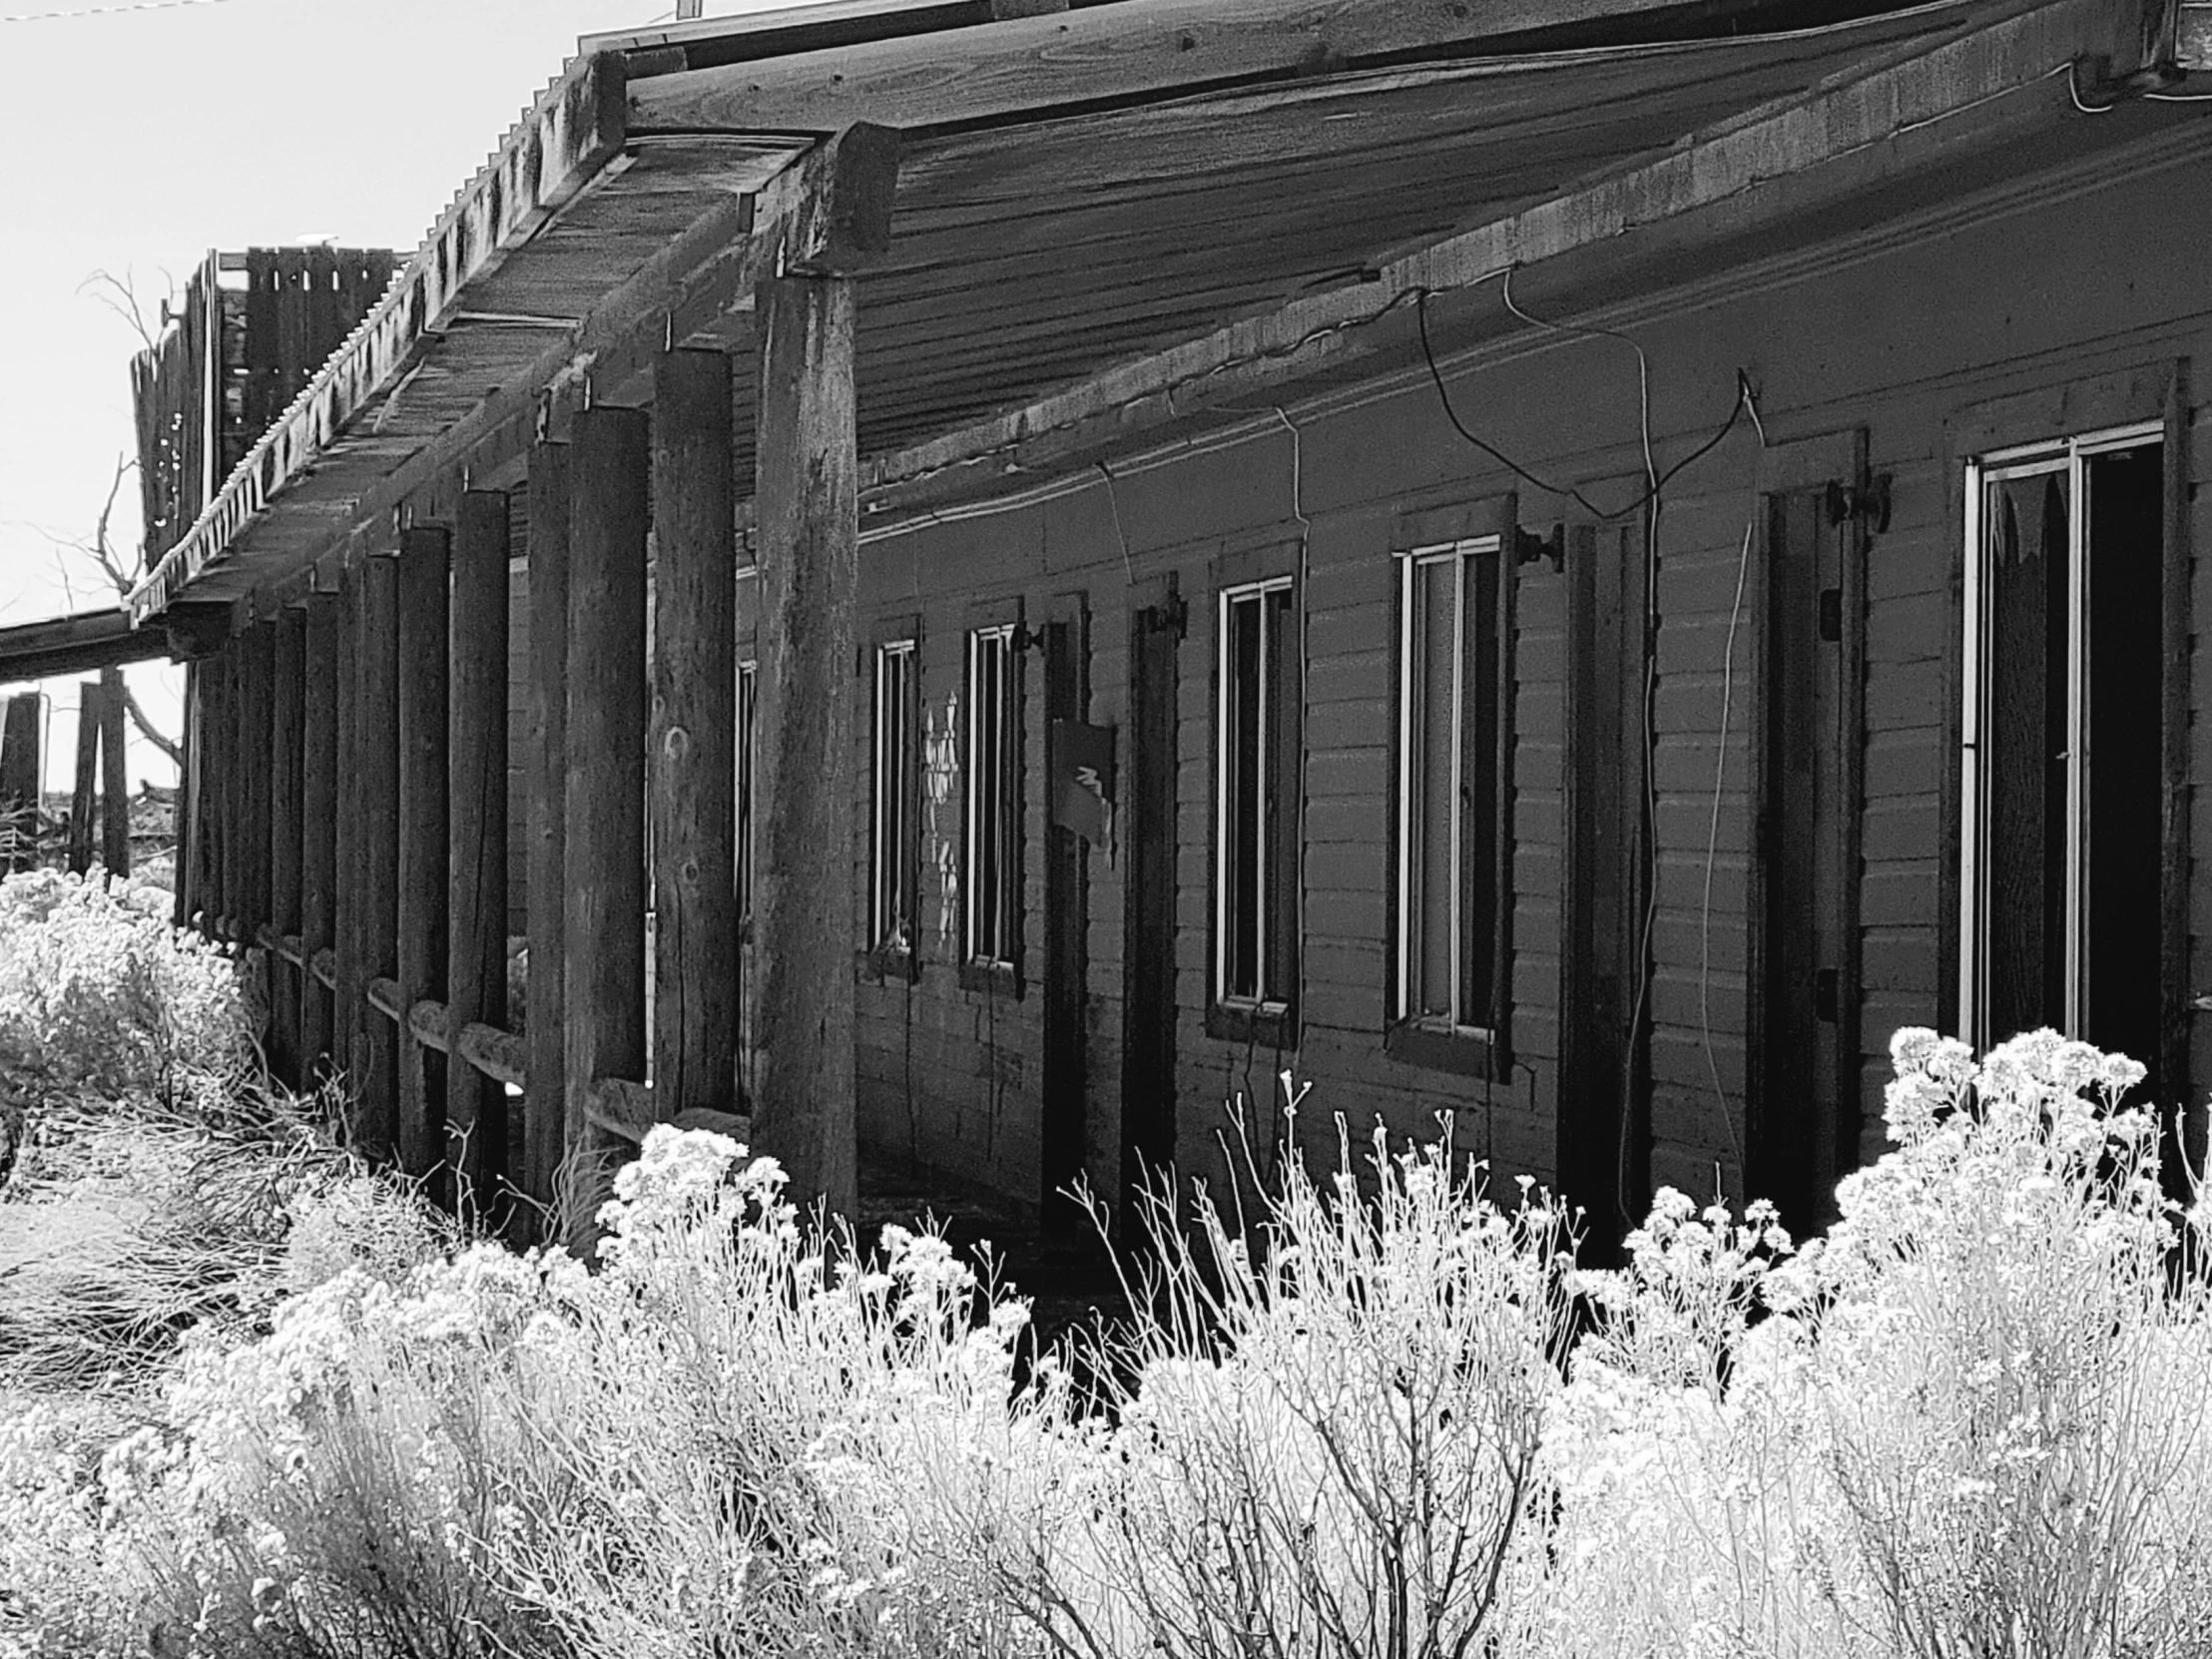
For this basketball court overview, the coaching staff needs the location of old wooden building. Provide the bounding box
[125,0,2212,1245]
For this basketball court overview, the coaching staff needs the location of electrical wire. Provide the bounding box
[1273,405,1311,1179]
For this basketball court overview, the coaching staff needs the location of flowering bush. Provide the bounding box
[5,1029,2210,1658]
[0,870,249,1107]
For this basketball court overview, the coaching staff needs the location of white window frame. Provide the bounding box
[1956,419,2163,1045]
[964,623,1020,970]
[1214,576,1296,1012]
[1394,535,1502,1036]
[870,640,917,953]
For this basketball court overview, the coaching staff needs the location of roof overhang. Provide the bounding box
[124,0,2206,627]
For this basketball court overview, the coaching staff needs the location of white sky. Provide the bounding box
[0,0,810,791]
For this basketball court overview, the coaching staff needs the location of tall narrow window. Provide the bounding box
[735,660,757,929]
[1216,579,1299,1012]
[1960,424,2163,1065]
[964,624,1020,972]
[871,640,919,956]
[1394,537,1505,1035]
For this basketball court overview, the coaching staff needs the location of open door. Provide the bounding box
[1120,587,1182,1239]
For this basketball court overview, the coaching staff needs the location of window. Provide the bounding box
[1959,424,2164,1063]
[870,640,919,957]
[964,624,1021,973]
[1394,536,1507,1039]
[1215,579,1299,1015]
[735,660,756,930]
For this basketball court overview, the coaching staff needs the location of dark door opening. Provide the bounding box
[1120,593,1181,1243]
[1041,611,1090,1238]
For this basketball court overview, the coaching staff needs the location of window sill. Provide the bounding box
[1384,1020,1509,1081]
[1207,1000,1297,1049]
[958,958,1022,998]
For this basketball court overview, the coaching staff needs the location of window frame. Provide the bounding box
[1384,527,1515,1080]
[1210,571,1300,1044]
[1956,417,2164,1045]
[961,612,1024,991]
[866,627,923,980]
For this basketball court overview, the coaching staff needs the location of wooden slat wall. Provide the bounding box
[841,155,2212,1224]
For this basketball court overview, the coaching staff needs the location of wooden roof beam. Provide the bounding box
[856,0,2171,515]
[622,0,1885,135]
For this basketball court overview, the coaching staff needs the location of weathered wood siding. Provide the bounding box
[840,153,2212,1220]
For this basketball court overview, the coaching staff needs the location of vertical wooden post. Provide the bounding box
[356,557,402,1160]
[100,668,129,878]
[241,622,276,958]
[269,613,305,1080]
[447,490,511,1217]
[754,274,860,1216]
[396,524,452,1190]
[565,408,650,1214]
[68,681,98,875]
[330,571,359,1080]
[652,349,740,1117]
[199,661,227,934]
[0,693,40,874]
[224,639,249,941]
[174,665,196,925]
[525,441,570,1231]
[300,594,339,1080]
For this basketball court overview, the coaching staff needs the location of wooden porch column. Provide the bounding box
[447,490,511,1216]
[565,408,650,1204]
[269,611,305,1081]
[652,349,739,1118]
[300,594,339,1080]
[98,668,129,878]
[68,681,98,875]
[241,622,275,951]
[524,441,570,1230]
[355,557,402,1160]
[222,640,246,940]
[754,274,860,1216]
[330,572,358,1080]
[396,524,452,1189]
[174,665,196,926]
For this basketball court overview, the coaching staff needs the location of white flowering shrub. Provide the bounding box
[7,1031,2209,1658]
[0,870,249,1106]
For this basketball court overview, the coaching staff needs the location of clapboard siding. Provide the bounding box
[838,154,2212,1225]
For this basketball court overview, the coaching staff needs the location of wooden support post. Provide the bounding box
[269,615,305,1080]
[100,668,129,878]
[174,665,196,926]
[241,622,276,951]
[652,349,740,1118]
[1,693,42,874]
[754,273,860,1216]
[525,441,570,1233]
[396,525,452,1191]
[447,490,511,1219]
[198,661,226,933]
[565,408,650,1223]
[68,681,98,875]
[330,572,358,1080]
[224,640,248,939]
[300,595,339,1080]
[355,558,402,1159]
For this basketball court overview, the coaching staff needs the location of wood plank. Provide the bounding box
[565,408,652,1216]
[2163,359,2194,1147]
[752,273,860,1217]
[447,491,512,1219]
[622,0,1811,135]
[67,680,98,875]
[524,441,571,1235]
[299,595,339,1079]
[98,667,129,879]
[355,561,404,1158]
[241,623,276,948]
[395,526,452,1191]
[651,350,741,1118]
[330,573,358,1079]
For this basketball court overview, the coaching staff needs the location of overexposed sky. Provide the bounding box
[0,0,810,790]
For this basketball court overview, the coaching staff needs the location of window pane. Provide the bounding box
[1982,470,2068,1041]
[1414,557,1457,1019]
